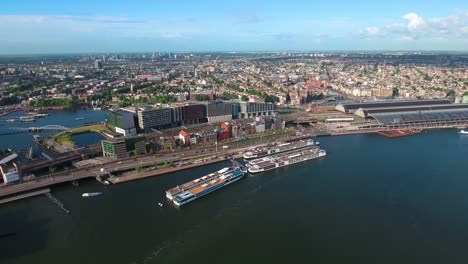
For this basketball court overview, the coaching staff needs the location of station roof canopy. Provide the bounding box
[337,99,451,113]
[360,103,468,117]
[369,109,468,125]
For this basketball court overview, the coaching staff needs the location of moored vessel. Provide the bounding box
[248,147,326,174]
[171,167,246,206]
[166,167,231,200]
[459,130,468,135]
[243,139,314,159]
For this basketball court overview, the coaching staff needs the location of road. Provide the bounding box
[0,137,281,198]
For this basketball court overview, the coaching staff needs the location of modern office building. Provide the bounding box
[106,109,136,136]
[179,103,207,125]
[101,135,146,159]
[137,106,174,132]
[205,101,232,123]
[231,102,240,119]
[239,102,276,118]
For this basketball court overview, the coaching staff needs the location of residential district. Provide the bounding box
[0,52,467,202]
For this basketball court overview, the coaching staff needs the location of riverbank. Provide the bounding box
[52,124,107,150]
[109,157,228,184]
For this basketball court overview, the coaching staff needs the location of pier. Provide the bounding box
[45,192,70,214]
[0,188,51,204]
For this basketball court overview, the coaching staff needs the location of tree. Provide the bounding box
[285,93,291,104]
[194,94,210,101]
[133,149,139,156]
[135,166,143,173]
[446,89,456,97]
[392,88,399,97]
[241,95,249,102]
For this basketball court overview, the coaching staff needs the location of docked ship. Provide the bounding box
[459,130,468,135]
[248,147,327,174]
[243,139,314,159]
[166,167,231,200]
[167,167,246,206]
[246,145,319,167]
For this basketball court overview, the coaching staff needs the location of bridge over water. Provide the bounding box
[11,125,70,131]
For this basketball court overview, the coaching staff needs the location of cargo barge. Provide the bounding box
[168,167,246,206]
[248,147,326,174]
[243,139,314,159]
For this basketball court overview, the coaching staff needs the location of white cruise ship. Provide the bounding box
[248,148,326,174]
[243,139,314,159]
[166,166,233,200]
[170,167,246,206]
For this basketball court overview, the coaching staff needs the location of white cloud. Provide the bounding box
[360,11,468,40]
[360,27,381,36]
[403,13,425,31]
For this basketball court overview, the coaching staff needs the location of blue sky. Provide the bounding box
[0,0,467,54]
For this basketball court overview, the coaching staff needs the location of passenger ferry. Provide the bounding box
[243,139,314,159]
[170,167,246,206]
[248,148,327,174]
[166,167,232,200]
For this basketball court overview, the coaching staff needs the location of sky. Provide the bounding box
[0,0,467,54]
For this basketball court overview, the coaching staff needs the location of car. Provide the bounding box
[117,161,122,164]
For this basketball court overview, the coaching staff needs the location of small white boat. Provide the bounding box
[82,192,102,197]
[158,202,163,207]
[459,130,468,135]
[315,141,320,145]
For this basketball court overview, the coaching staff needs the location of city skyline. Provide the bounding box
[0,0,467,54]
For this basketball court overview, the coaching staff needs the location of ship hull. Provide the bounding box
[248,152,326,174]
[173,172,245,206]
[243,140,314,160]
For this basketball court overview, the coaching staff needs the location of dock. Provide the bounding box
[108,156,227,184]
[229,159,247,171]
[0,188,51,204]
[45,192,70,214]
[376,129,420,139]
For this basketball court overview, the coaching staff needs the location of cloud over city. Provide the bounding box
[360,11,468,40]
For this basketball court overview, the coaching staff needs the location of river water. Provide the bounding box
[1,119,468,263]
[0,109,105,153]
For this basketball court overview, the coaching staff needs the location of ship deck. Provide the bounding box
[189,177,227,195]
[256,160,274,167]
[166,167,232,195]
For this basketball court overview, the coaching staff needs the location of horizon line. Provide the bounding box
[1,49,468,57]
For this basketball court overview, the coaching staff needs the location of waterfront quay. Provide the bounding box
[0,132,317,200]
